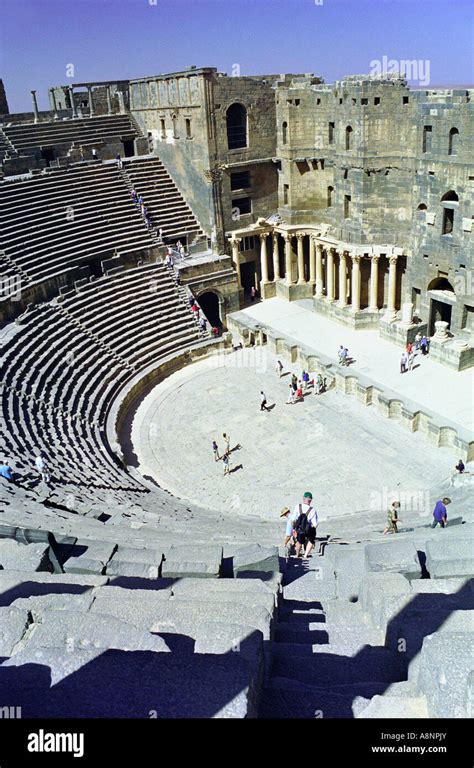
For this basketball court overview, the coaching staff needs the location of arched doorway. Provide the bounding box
[427,277,455,335]
[198,291,222,328]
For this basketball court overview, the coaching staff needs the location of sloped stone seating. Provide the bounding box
[0,262,201,494]
[0,540,281,717]
[2,115,139,154]
[0,164,155,286]
[123,156,204,242]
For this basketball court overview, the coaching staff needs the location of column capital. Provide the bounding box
[370,253,381,262]
[389,254,399,266]
[351,253,362,264]
[259,232,268,242]
[296,232,305,241]
[283,233,293,243]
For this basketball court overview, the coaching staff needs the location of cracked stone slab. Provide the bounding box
[0,607,31,657]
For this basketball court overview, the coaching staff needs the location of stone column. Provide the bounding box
[106,86,113,115]
[31,90,40,123]
[231,238,242,288]
[284,235,293,285]
[351,253,361,313]
[259,233,269,284]
[368,254,380,311]
[50,89,59,120]
[326,247,335,301]
[69,87,78,118]
[338,250,347,307]
[297,233,305,284]
[88,86,95,117]
[315,243,324,298]
[272,233,280,281]
[384,255,398,321]
[309,236,316,285]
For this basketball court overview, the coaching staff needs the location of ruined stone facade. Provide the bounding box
[129,68,307,260]
[230,74,474,369]
[48,81,130,117]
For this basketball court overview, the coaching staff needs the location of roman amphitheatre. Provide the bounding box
[0,66,472,720]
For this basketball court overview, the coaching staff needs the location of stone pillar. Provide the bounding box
[400,302,415,327]
[351,253,361,313]
[69,87,78,118]
[231,238,242,288]
[315,243,324,298]
[31,90,40,123]
[50,89,59,120]
[326,247,335,301]
[297,233,305,284]
[88,86,95,117]
[106,86,113,115]
[434,320,449,340]
[309,236,316,285]
[259,233,269,284]
[284,235,293,285]
[338,250,347,307]
[272,233,280,281]
[368,254,380,311]
[384,255,398,321]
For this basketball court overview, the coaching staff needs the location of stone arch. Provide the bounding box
[345,125,353,150]
[427,276,455,293]
[197,289,225,328]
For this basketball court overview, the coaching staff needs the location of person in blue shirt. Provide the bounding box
[0,463,13,481]
[431,497,451,528]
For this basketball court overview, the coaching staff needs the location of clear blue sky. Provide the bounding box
[1,0,473,113]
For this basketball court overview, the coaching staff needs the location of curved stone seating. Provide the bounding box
[0,262,201,495]
[2,115,139,154]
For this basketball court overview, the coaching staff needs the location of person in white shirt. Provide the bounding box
[34,453,51,484]
[293,491,318,558]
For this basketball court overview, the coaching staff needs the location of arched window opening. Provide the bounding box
[226,103,247,150]
[282,121,288,144]
[448,127,459,156]
[345,125,353,150]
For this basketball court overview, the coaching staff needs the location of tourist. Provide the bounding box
[199,316,207,333]
[158,228,164,241]
[286,385,295,405]
[302,370,310,392]
[223,453,230,476]
[260,391,270,412]
[383,501,401,534]
[455,459,465,474]
[415,332,422,351]
[0,462,14,482]
[115,153,123,169]
[421,335,429,355]
[92,148,98,161]
[295,382,303,402]
[408,349,415,371]
[291,373,298,392]
[34,453,51,484]
[250,286,256,302]
[315,373,324,395]
[338,345,345,365]
[276,360,283,378]
[342,347,349,366]
[281,506,297,549]
[400,350,408,373]
[223,432,231,455]
[431,497,451,528]
[131,189,138,204]
[212,440,219,461]
[293,492,318,559]
[407,341,412,355]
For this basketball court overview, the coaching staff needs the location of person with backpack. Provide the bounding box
[293,491,318,558]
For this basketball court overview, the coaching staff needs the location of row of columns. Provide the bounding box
[231,232,400,316]
[35,85,117,123]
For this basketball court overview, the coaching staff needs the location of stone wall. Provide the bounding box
[0,80,9,116]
